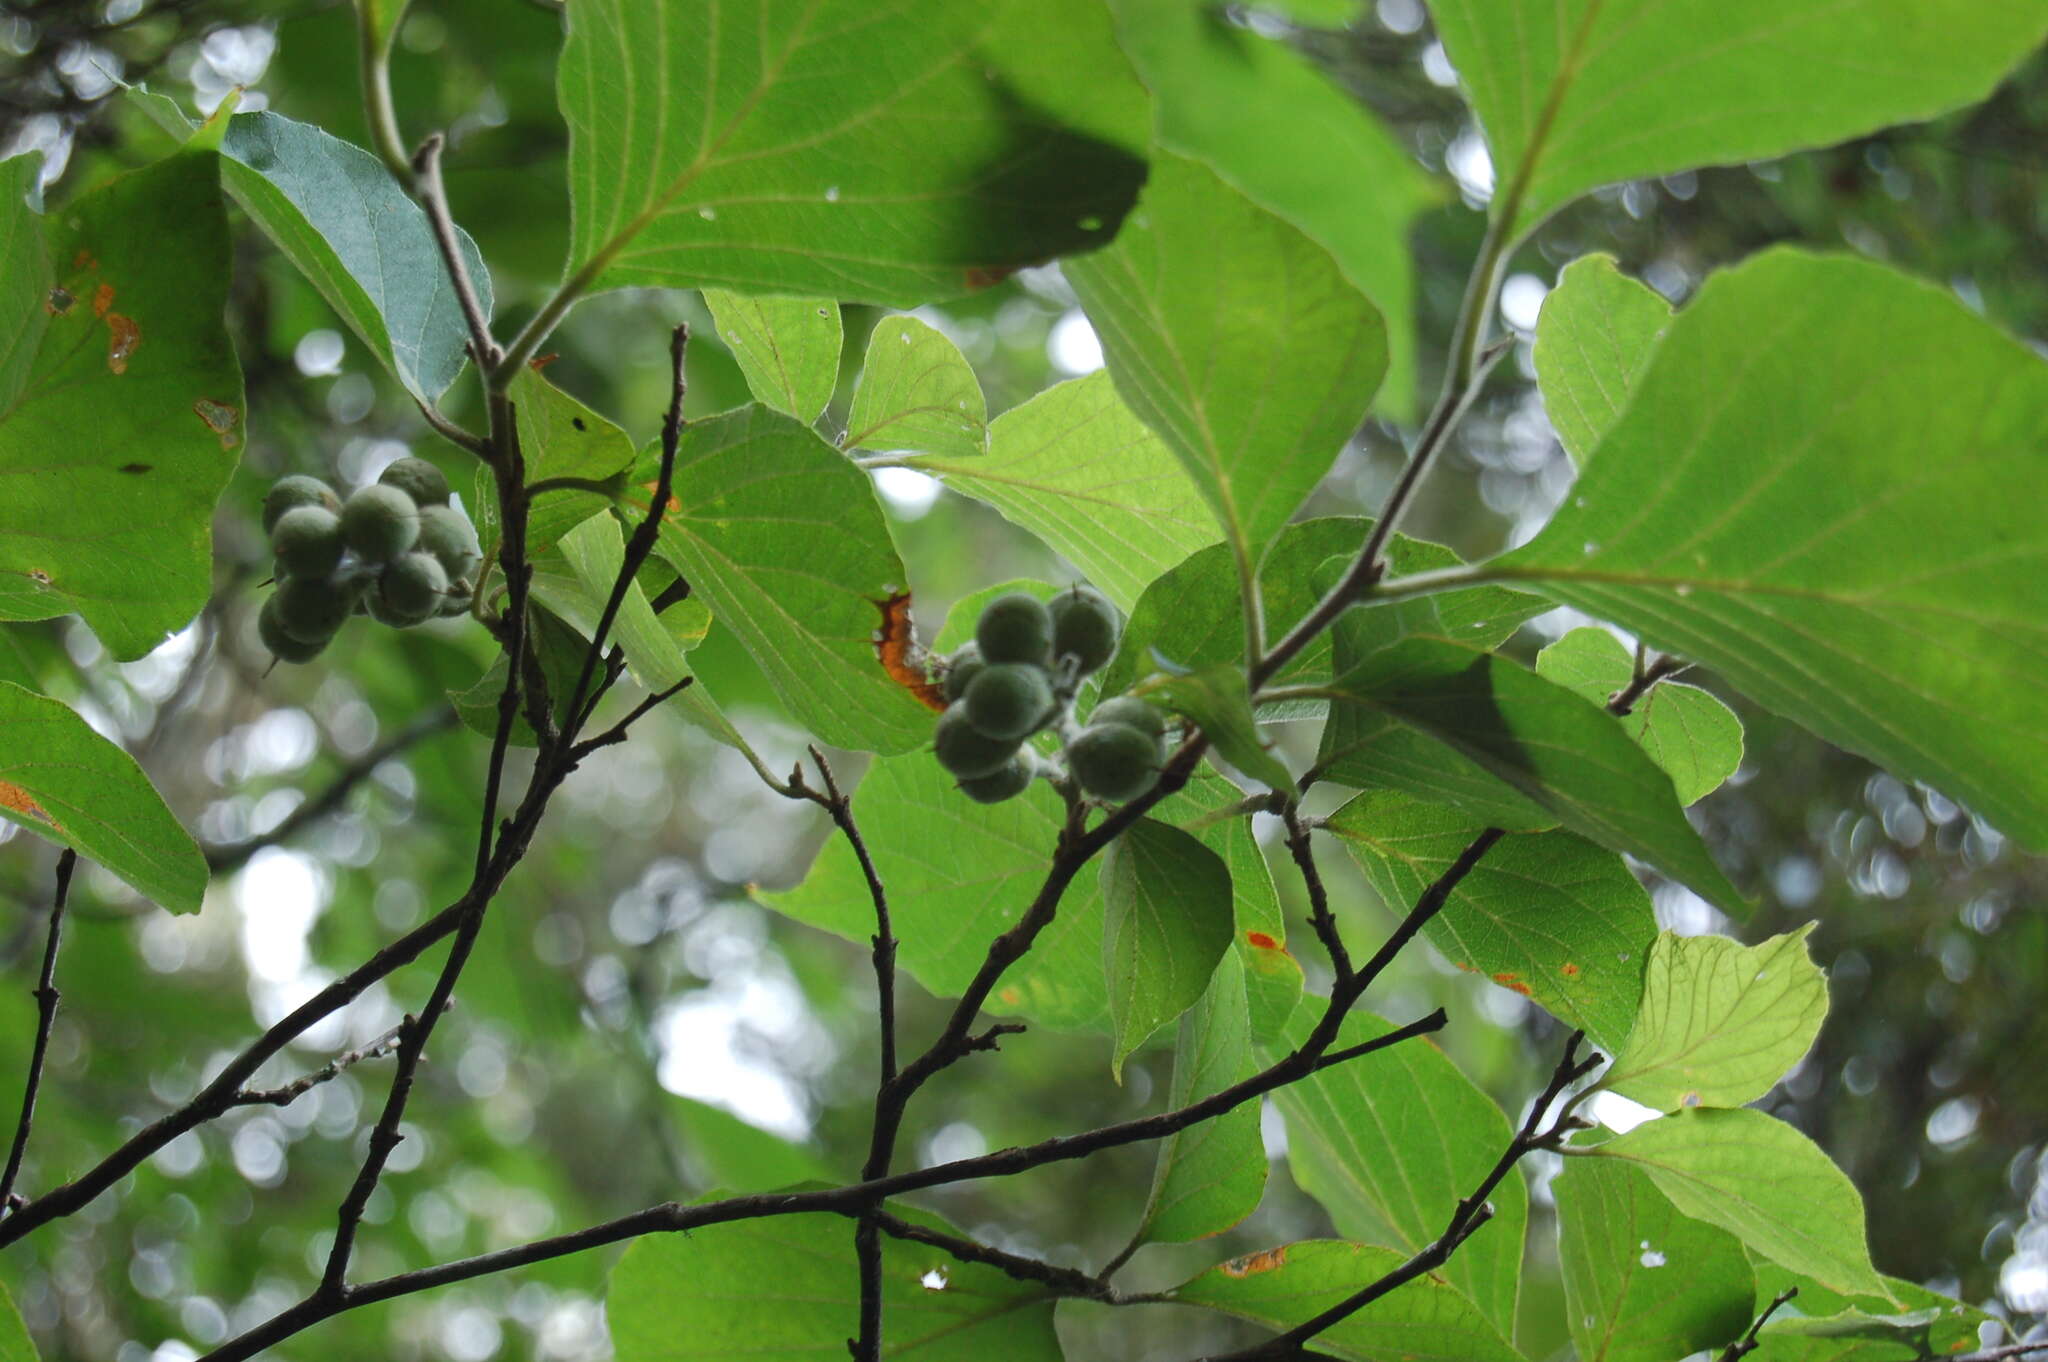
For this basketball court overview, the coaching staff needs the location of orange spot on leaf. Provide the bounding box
[637,480,682,515]
[1560,962,1581,977]
[998,986,1021,1006]
[105,313,140,373]
[963,265,1018,290]
[91,282,115,318]
[1452,960,1478,972]
[1221,1247,1289,1278]
[1246,931,1279,951]
[529,353,560,370]
[872,592,945,713]
[72,249,95,270]
[0,780,51,826]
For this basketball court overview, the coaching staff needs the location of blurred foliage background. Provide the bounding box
[1,2,2045,1359]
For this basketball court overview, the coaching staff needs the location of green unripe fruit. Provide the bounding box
[374,552,448,626]
[271,505,344,580]
[1089,695,1166,741]
[262,475,340,533]
[1068,722,1161,803]
[1049,584,1119,675]
[341,484,420,561]
[975,592,1053,666]
[378,455,451,507]
[274,576,355,644]
[257,595,329,663]
[942,642,986,704]
[417,504,482,585]
[435,589,474,619]
[958,752,1037,804]
[933,703,1020,780]
[964,662,1054,741]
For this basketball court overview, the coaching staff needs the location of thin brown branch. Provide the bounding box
[1282,804,1350,981]
[231,1022,408,1108]
[0,850,77,1218]
[409,134,502,375]
[1717,1288,1798,1362]
[206,705,459,874]
[870,1210,1128,1304]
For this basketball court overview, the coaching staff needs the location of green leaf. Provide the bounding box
[1430,0,2048,238]
[1556,1156,1756,1362]
[218,110,491,402]
[1325,637,1745,914]
[0,156,49,415]
[909,371,1220,613]
[1169,1241,1521,1362]
[1109,0,1438,416]
[449,607,592,748]
[1262,1009,1527,1338]
[0,1275,38,1362]
[1101,517,1547,701]
[1066,150,1388,578]
[1588,1107,1888,1300]
[1325,790,1654,1052]
[0,147,243,660]
[1138,664,1294,796]
[771,752,1112,1032]
[1745,1263,1990,1362]
[1495,248,2048,850]
[557,0,1147,306]
[549,514,692,693]
[1136,950,1266,1244]
[703,291,842,424]
[843,317,986,459]
[650,405,932,755]
[0,682,207,914]
[1602,928,1828,1112]
[1533,255,1670,466]
[1100,818,1237,1078]
[607,1200,1060,1360]
[493,368,638,558]
[1536,628,1744,806]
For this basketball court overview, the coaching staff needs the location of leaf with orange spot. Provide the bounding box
[0,141,243,658]
[0,682,207,913]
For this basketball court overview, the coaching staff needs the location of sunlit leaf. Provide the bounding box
[0,146,243,659]
[558,0,1147,305]
[1326,790,1654,1051]
[1136,950,1266,1244]
[0,682,207,914]
[608,1199,1061,1360]
[1067,151,1387,576]
[1496,249,2048,850]
[1536,627,1744,806]
[1110,0,1438,415]
[844,317,986,459]
[1589,1108,1888,1300]
[1534,254,1669,466]
[1171,1241,1521,1362]
[1556,1157,1756,1362]
[1100,818,1236,1077]
[0,1244,42,1361]
[704,291,841,424]
[1430,0,2048,237]
[910,372,1219,612]
[1263,1009,1527,1337]
[1138,664,1294,796]
[1602,929,1828,1112]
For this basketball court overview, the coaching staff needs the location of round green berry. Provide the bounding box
[941,642,986,704]
[378,455,451,508]
[271,505,344,580]
[262,475,340,533]
[958,752,1037,804]
[1068,722,1161,803]
[417,504,481,585]
[274,576,355,644]
[964,662,1054,741]
[341,484,420,562]
[374,552,449,626]
[975,592,1053,666]
[1049,584,1119,675]
[934,703,1020,780]
[1089,695,1166,741]
[257,595,329,663]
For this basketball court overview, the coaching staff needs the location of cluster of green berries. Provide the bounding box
[932,586,1168,805]
[256,457,482,664]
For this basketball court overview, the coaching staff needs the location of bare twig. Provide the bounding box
[1282,804,1350,981]
[1608,652,1688,717]
[232,1022,408,1108]
[0,850,77,1218]
[206,705,459,874]
[870,1209,1133,1305]
[1717,1288,1798,1362]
